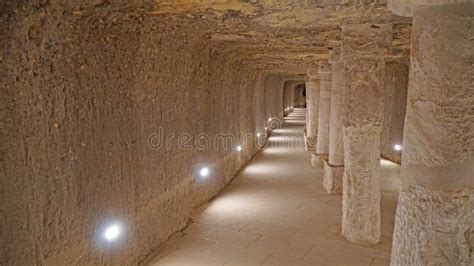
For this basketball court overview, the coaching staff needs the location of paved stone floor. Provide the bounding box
[150,108,400,266]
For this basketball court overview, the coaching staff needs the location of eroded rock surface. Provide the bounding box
[391,186,474,265]
[341,23,392,244]
[391,3,474,265]
[0,1,430,265]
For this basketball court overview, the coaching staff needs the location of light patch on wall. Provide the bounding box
[393,144,402,151]
[206,193,264,215]
[200,167,210,178]
[104,224,121,241]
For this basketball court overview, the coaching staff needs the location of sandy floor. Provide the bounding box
[150,108,400,266]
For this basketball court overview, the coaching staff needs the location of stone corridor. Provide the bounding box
[2,1,472,265]
[150,109,400,266]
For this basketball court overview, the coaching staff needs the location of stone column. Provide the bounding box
[340,24,392,244]
[312,62,331,167]
[323,45,344,195]
[305,71,320,153]
[389,3,474,265]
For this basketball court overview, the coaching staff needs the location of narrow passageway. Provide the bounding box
[4,2,472,264]
[151,108,400,266]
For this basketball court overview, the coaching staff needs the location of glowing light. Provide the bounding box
[394,144,402,151]
[200,167,209,177]
[236,145,242,151]
[104,224,121,241]
[257,133,261,137]
[265,127,268,131]
[268,118,272,122]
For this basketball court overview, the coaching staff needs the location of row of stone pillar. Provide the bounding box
[306,23,390,244]
[305,2,473,264]
[305,23,395,245]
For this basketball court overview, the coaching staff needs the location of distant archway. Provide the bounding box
[294,83,306,107]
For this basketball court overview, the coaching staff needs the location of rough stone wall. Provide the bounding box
[0,0,415,264]
[264,75,288,124]
[1,6,260,265]
[283,80,302,112]
[293,85,306,107]
[381,61,408,164]
[264,75,282,123]
[253,70,269,136]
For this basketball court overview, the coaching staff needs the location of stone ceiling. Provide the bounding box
[2,0,411,74]
[148,0,412,72]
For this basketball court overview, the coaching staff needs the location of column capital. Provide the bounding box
[328,45,341,64]
[387,0,472,17]
[341,24,392,61]
[318,61,332,74]
[318,61,332,87]
[306,69,320,83]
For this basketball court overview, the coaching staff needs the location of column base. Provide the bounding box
[304,134,317,152]
[323,161,343,195]
[311,153,328,168]
[391,185,473,266]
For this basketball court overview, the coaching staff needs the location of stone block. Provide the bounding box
[323,161,343,195]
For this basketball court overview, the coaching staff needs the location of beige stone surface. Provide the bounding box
[391,186,474,265]
[311,153,328,168]
[305,74,320,153]
[149,110,401,265]
[342,125,383,245]
[342,60,388,129]
[387,0,472,17]
[341,24,392,245]
[0,1,433,264]
[399,3,474,189]
[323,45,345,195]
[283,80,302,115]
[391,3,474,265]
[314,61,332,167]
[341,24,393,61]
[323,161,343,195]
[265,74,300,124]
[1,9,261,265]
[293,84,307,108]
[328,46,344,167]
